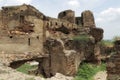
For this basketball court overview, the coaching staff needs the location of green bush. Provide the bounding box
[74,63,106,80]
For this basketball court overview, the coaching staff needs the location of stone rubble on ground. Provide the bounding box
[0,64,73,80]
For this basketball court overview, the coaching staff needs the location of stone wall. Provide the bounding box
[38,38,95,77]
[81,10,95,27]
[0,4,45,65]
[58,10,75,23]
[107,40,120,80]
[44,17,78,39]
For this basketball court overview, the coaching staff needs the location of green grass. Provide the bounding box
[73,35,90,42]
[74,63,106,80]
[16,63,37,74]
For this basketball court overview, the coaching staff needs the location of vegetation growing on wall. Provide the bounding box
[73,35,90,42]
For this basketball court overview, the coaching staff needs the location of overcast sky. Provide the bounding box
[0,0,120,40]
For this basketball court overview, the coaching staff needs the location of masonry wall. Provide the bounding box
[107,40,120,80]
[0,4,44,62]
[44,17,78,40]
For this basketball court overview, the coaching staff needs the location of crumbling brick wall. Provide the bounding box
[58,10,75,23]
[0,4,45,65]
[81,10,95,27]
[107,40,120,80]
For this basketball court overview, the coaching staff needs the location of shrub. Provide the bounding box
[74,63,106,80]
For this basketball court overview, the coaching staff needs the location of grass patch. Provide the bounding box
[73,35,90,42]
[74,63,106,80]
[16,63,37,74]
[100,40,113,47]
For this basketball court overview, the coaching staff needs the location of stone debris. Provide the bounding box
[0,64,73,80]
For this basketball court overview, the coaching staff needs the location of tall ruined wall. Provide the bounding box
[0,4,45,64]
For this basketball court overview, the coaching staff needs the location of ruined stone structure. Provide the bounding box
[0,4,104,77]
[0,4,46,65]
[107,40,120,80]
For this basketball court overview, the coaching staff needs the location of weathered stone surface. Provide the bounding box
[81,10,95,27]
[0,4,45,65]
[89,28,104,42]
[37,37,102,77]
[107,40,120,80]
[114,40,120,51]
[58,10,75,23]
[38,39,82,77]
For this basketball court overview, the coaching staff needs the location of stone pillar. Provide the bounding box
[94,43,101,65]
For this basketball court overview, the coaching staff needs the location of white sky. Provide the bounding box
[0,0,120,40]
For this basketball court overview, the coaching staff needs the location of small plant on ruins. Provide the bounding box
[74,63,106,80]
[73,35,90,42]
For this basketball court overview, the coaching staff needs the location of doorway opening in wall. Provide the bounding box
[20,15,25,23]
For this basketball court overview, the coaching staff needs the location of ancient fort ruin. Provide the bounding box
[0,4,119,79]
